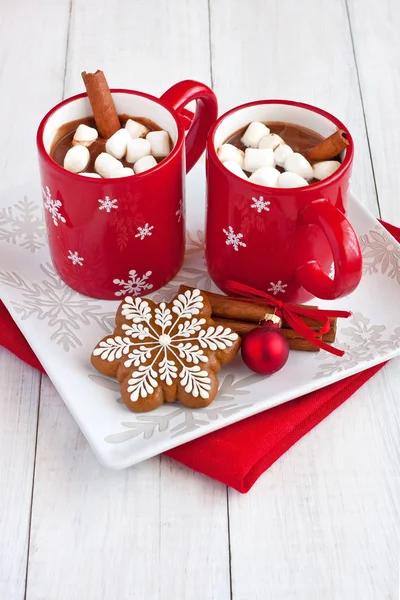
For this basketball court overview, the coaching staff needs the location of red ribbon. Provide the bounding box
[225,280,352,357]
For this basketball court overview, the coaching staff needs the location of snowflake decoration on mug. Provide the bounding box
[67,250,84,266]
[268,280,287,295]
[42,186,66,227]
[135,223,154,240]
[98,196,118,213]
[223,226,246,252]
[250,196,271,213]
[176,198,184,223]
[113,269,153,297]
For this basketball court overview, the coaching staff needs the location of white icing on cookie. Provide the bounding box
[93,289,238,402]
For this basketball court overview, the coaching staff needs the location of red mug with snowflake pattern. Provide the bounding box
[37,81,217,299]
[206,100,363,304]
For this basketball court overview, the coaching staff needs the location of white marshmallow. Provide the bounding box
[313,160,341,180]
[125,119,150,139]
[105,128,131,159]
[284,153,313,180]
[133,155,158,174]
[241,122,270,148]
[217,144,245,168]
[63,145,90,173]
[146,130,171,158]
[244,148,274,172]
[72,124,98,147]
[94,152,123,177]
[258,133,283,150]
[274,144,293,167]
[278,172,309,188]
[110,167,135,178]
[249,167,280,187]
[126,138,151,163]
[222,160,248,179]
[79,172,102,178]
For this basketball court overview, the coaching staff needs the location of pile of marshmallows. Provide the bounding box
[63,120,171,178]
[218,122,341,188]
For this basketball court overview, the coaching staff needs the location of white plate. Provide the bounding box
[1,166,400,469]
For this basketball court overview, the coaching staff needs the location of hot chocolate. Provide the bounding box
[217,120,348,188]
[50,115,170,175]
[49,70,173,178]
[226,122,324,157]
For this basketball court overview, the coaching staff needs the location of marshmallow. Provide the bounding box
[284,153,313,181]
[63,145,90,173]
[258,133,283,150]
[249,167,280,187]
[126,138,151,163]
[278,172,309,188]
[110,167,135,178]
[244,148,274,172]
[313,160,341,180]
[146,130,171,158]
[222,160,248,179]
[125,119,150,139]
[95,152,123,177]
[105,128,131,159]
[241,122,270,148]
[133,155,158,174]
[217,144,245,168]
[79,172,102,178]
[274,144,293,167]
[72,124,98,147]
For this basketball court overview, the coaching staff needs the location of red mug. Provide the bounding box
[37,80,217,299]
[206,100,362,304]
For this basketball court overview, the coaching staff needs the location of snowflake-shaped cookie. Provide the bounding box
[91,289,241,412]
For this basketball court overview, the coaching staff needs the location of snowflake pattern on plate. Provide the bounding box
[135,223,154,240]
[314,312,400,379]
[223,226,246,252]
[67,250,84,266]
[93,371,260,443]
[98,196,118,213]
[113,269,153,297]
[250,195,271,214]
[359,228,400,284]
[93,289,238,403]
[42,186,66,227]
[0,196,46,253]
[268,280,287,295]
[0,263,114,351]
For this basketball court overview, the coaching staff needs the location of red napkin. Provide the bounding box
[0,220,397,493]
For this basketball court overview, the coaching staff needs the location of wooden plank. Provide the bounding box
[0,351,40,600]
[26,376,162,600]
[228,361,400,599]
[0,0,69,598]
[209,0,379,215]
[0,0,70,193]
[209,0,399,598]
[347,0,400,223]
[26,1,230,599]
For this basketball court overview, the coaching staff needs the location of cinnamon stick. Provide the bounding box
[81,70,120,138]
[212,317,324,352]
[178,285,337,337]
[306,129,349,161]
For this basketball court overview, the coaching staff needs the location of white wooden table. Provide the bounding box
[1,1,400,598]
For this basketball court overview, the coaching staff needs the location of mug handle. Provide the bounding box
[160,80,218,173]
[295,199,362,299]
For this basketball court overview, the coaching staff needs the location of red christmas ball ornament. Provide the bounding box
[241,315,289,375]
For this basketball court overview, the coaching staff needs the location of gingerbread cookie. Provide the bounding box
[91,288,241,412]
